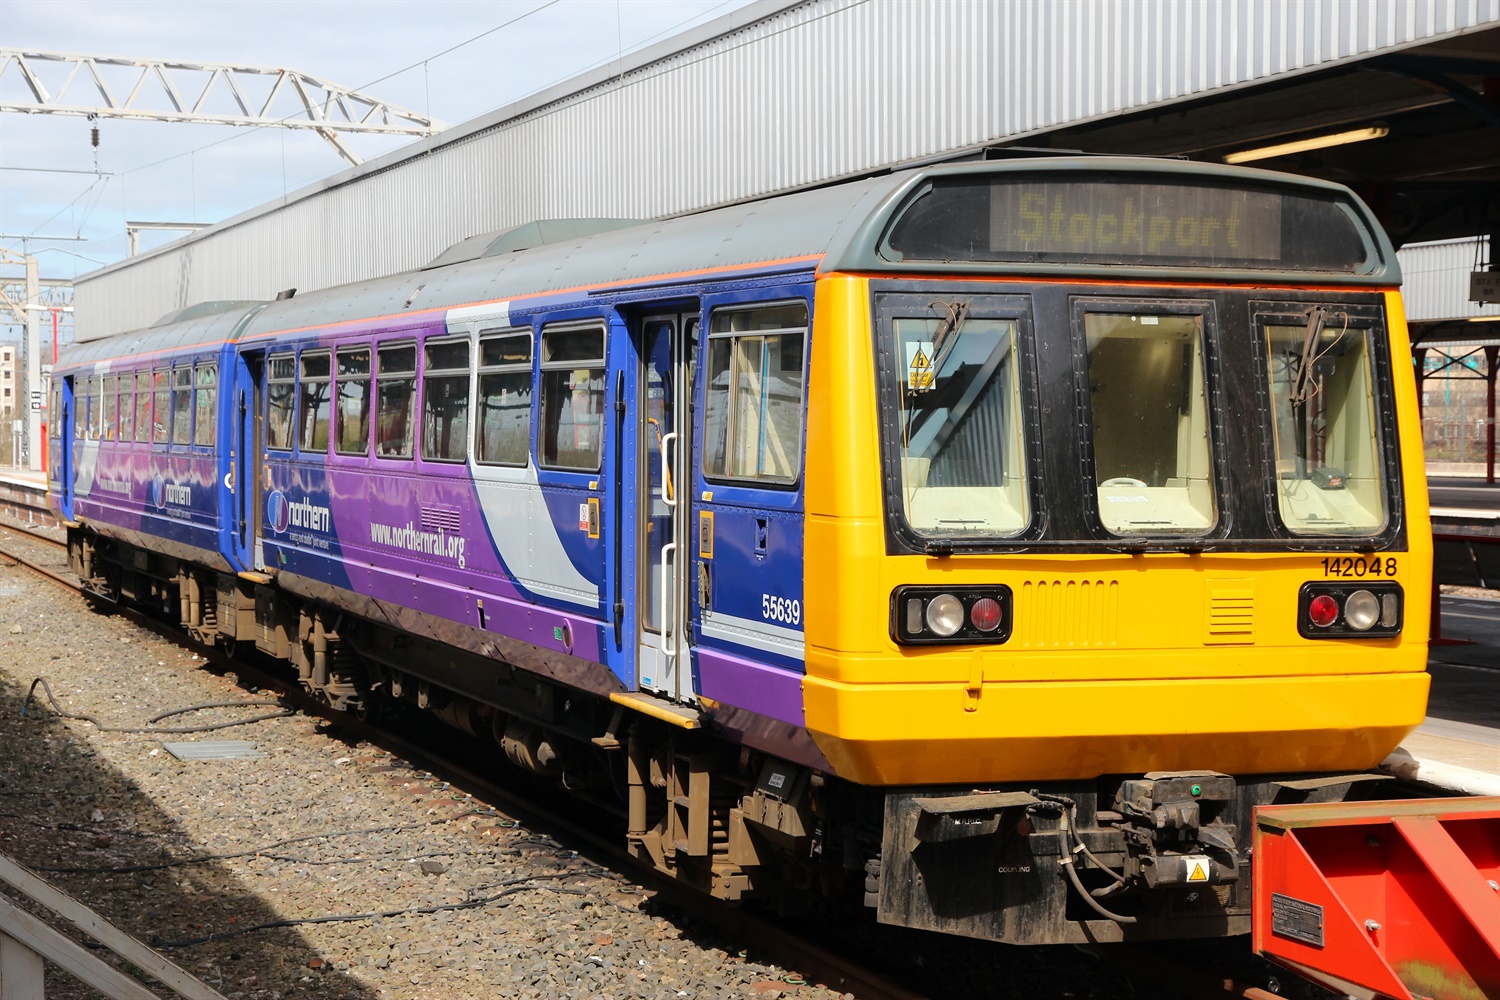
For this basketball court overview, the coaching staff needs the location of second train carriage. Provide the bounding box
[52,157,1432,945]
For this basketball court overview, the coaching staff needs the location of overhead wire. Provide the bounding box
[1,174,111,255]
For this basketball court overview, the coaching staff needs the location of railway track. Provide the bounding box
[0,522,1302,1000]
[0,524,930,1000]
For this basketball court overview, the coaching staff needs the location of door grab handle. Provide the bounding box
[660,541,677,658]
[660,431,677,508]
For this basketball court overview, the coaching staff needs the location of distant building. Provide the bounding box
[0,344,15,413]
[0,343,15,465]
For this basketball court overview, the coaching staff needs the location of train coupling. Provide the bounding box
[1114,771,1241,888]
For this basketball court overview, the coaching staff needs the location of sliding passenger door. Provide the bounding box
[237,352,267,572]
[58,376,75,517]
[634,312,697,701]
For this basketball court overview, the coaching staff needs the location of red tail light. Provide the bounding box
[1308,594,1339,628]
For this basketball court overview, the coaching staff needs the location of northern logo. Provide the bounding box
[149,475,166,510]
[266,490,291,533]
[266,491,330,534]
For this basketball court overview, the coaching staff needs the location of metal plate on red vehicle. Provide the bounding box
[1270,892,1324,947]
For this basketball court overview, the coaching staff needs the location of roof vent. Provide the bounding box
[151,300,266,327]
[422,218,642,270]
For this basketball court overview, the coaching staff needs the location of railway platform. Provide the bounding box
[1431,476,1500,590]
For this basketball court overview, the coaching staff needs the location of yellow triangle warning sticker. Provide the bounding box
[1187,862,1208,882]
[911,348,930,369]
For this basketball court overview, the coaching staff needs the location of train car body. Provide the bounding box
[54,157,1431,946]
[48,305,267,620]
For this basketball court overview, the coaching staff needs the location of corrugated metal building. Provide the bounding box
[1398,238,1498,322]
[73,0,1500,339]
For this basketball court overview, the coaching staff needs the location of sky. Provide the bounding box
[0,0,754,339]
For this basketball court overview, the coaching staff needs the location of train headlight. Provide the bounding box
[1344,590,1379,631]
[891,586,1013,645]
[1298,582,1402,639]
[925,594,965,636]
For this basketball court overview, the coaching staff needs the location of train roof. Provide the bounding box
[67,157,1400,359]
[58,300,267,370]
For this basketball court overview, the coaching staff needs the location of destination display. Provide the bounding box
[883,175,1372,272]
[994,181,1281,260]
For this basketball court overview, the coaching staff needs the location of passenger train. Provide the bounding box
[49,157,1430,945]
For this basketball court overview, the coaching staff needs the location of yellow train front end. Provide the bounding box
[792,160,1429,943]
[804,279,1430,787]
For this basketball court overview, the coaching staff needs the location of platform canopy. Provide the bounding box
[72,0,1500,340]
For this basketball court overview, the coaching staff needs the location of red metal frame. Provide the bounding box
[1254,797,1500,1000]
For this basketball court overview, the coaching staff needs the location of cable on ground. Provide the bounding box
[151,872,592,948]
[21,675,292,733]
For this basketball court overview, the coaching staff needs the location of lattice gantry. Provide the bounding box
[0,49,446,165]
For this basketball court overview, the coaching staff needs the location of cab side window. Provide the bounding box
[538,324,605,472]
[702,302,808,484]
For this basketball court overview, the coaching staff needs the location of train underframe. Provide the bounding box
[69,527,1394,947]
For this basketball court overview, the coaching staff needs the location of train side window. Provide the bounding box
[299,351,332,452]
[118,371,134,442]
[134,372,151,443]
[376,343,417,459]
[83,377,97,440]
[476,330,532,466]
[152,369,170,444]
[102,375,118,441]
[335,346,371,456]
[422,338,471,463]
[702,301,808,484]
[539,324,605,471]
[266,354,296,450]
[1082,310,1216,536]
[49,382,61,440]
[1264,313,1386,535]
[171,366,193,445]
[194,364,217,446]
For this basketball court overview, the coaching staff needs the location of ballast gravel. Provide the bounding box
[0,517,1292,1000]
[0,523,863,1000]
